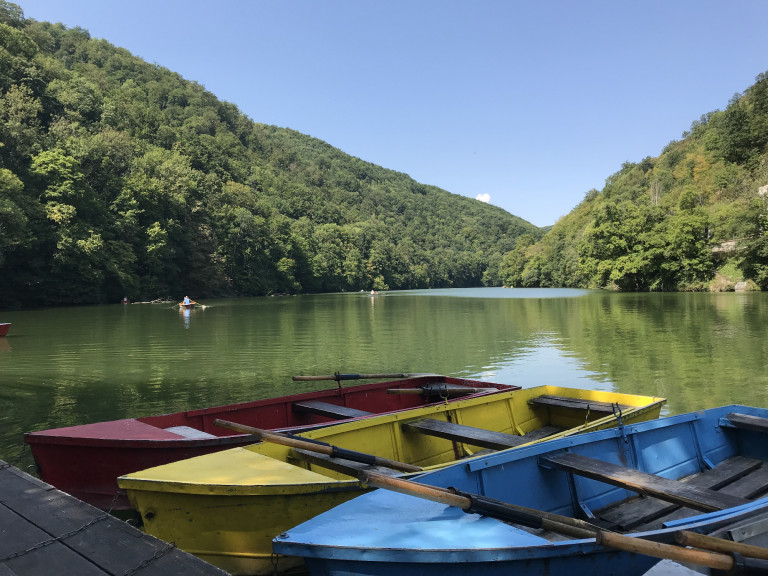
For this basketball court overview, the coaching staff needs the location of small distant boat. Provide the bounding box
[0,323,10,337]
[179,300,196,309]
[274,405,768,576]
[117,386,664,575]
[25,374,515,510]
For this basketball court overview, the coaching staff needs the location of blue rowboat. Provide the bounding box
[274,405,768,576]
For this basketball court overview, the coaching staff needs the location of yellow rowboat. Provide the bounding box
[118,386,665,575]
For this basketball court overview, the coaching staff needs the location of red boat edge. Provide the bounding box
[24,375,517,510]
[0,323,10,337]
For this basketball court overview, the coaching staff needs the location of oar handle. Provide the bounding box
[292,372,432,382]
[214,419,422,473]
[596,531,734,571]
[676,530,768,561]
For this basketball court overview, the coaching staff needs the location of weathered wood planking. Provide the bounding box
[541,452,750,512]
[403,418,561,450]
[600,456,763,530]
[0,461,229,576]
[529,395,627,415]
[725,413,768,434]
[632,463,768,532]
[292,400,373,420]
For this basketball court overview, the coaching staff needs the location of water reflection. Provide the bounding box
[2,289,767,471]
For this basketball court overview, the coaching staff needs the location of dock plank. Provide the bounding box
[0,504,107,576]
[541,452,749,512]
[0,461,229,576]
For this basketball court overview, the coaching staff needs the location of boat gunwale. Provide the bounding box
[276,496,768,563]
[277,496,768,564]
[117,388,666,495]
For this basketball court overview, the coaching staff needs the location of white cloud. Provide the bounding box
[476,193,491,203]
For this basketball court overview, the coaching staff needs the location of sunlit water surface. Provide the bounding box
[2,288,767,473]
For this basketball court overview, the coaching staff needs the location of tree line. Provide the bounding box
[498,72,768,292]
[2,0,766,309]
[0,2,539,307]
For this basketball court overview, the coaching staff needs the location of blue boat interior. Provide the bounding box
[274,405,768,571]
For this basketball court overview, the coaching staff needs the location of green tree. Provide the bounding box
[0,167,26,265]
[738,197,768,289]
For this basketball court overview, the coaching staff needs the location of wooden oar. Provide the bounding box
[213,419,422,473]
[676,530,768,560]
[357,470,601,535]
[219,424,761,572]
[353,470,743,572]
[292,372,436,382]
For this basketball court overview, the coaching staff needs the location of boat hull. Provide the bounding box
[274,405,768,576]
[118,386,665,574]
[0,323,10,337]
[24,375,514,510]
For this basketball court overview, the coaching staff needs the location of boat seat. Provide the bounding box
[164,426,217,439]
[540,452,750,513]
[292,400,373,420]
[403,418,562,451]
[529,395,627,415]
[631,462,768,532]
[724,413,768,433]
[598,455,764,530]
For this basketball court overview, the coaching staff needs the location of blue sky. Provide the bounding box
[15,0,768,227]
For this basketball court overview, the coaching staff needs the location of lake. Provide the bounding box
[2,288,767,473]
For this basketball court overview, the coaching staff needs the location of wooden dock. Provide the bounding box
[0,459,230,575]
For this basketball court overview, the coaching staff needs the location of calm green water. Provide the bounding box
[2,288,767,472]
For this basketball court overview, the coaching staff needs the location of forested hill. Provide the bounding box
[497,71,768,292]
[0,2,539,308]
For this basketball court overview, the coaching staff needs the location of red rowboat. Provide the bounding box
[24,374,516,510]
[0,323,10,337]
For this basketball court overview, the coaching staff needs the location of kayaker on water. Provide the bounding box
[183,296,191,305]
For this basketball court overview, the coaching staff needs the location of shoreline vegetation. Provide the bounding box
[0,1,766,310]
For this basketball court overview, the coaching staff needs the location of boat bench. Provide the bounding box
[723,413,768,433]
[403,418,562,451]
[631,463,768,532]
[292,400,373,420]
[598,455,764,531]
[540,452,750,513]
[529,395,627,416]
